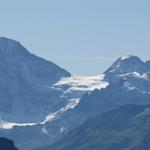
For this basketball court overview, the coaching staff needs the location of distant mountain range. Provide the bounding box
[38,104,150,150]
[0,37,150,150]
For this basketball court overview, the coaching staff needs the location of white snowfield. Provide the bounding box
[0,119,37,129]
[119,72,149,80]
[42,98,80,124]
[54,75,109,94]
[0,98,80,129]
[0,75,109,129]
[120,55,131,60]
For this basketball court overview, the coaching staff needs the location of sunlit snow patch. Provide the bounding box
[120,55,131,60]
[0,99,80,129]
[42,98,80,123]
[53,75,109,98]
[0,75,109,130]
[0,118,37,129]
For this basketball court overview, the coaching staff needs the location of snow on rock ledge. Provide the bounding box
[53,75,109,99]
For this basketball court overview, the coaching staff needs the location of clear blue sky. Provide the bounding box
[0,0,150,75]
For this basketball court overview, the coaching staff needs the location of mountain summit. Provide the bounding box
[105,55,148,75]
[0,37,71,123]
[0,37,70,84]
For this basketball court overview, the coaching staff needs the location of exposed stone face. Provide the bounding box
[0,137,18,150]
[0,37,71,122]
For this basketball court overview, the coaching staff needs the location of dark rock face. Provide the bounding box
[132,134,150,150]
[0,37,71,122]
[0,137,18,150]
[146,60,150,71]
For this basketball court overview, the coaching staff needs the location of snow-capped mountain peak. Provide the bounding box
[103,55,150,92]
[105,55,147,75]
[120,55,135,60]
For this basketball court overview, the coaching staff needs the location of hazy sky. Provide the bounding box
[0,0,150,75]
